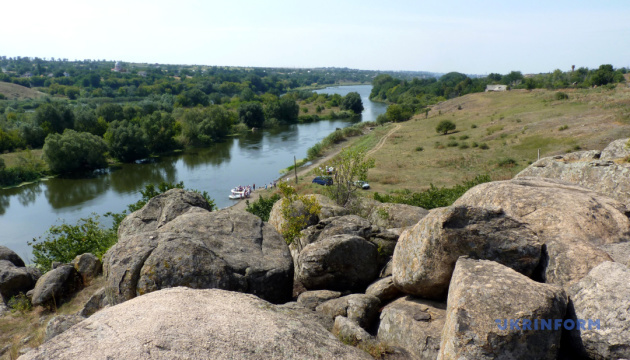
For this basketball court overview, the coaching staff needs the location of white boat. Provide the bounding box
[228,189,250,200]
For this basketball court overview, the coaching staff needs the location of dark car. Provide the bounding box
[312,176,333,186]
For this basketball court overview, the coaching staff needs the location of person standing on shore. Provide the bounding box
[253,183,256,190]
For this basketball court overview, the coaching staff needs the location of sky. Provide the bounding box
[2,0,629,75]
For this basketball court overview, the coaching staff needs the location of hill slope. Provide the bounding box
[363,86,630,194]
[0,82,45,100]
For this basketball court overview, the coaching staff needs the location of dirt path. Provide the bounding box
[367,123,401,157]
[229,123,398,211]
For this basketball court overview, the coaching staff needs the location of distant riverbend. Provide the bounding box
[0,85,387,261]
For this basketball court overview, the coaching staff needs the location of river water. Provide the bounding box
[0,85,386,261]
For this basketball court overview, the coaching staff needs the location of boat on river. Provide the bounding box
[229,186,251,200]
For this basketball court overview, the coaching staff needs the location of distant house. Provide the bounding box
[137,71,147,77]
[485,85,507,92]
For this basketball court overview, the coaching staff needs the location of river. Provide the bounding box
[0,85,386,261]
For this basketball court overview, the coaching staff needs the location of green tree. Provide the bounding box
[140,112,179,153]
[340,92,364,114]
[316,147,375,206]
[436,120,456,135]
[264,97,299,123]
[104,120,149,162]
[35,103,74,134]
[74,107,107,136]
[386,104,413,122]
[238,102,265,128]
[43,130,108,173]
[277,182,321,245]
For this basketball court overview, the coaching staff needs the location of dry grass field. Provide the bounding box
[0,82,45,100]
[360,85,630,195]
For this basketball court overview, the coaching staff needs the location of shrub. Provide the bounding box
[245,194,281,221]
[376,114,388,126]
[471,124,477,128]
[558,125,569,131]
[472,142,479,147]
[278,183,321,244]
[8,293,32,313]
[479,143,489,150]
[447,140,459,147]
[497,158,517,167]
[458,142,469,149]
[373,174,491,209]
[415,146,424,152]
[555,92,569,100]
[307,143,323,160]
[436,120,456,135]
[459,135,469,140]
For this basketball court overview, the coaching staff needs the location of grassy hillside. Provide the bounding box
[0,82,45,100]
[360,85,630,195]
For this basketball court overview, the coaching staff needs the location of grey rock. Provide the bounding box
[79,287,109,317]
[297,290,342,311]
[516,141,630,205]
[365,277,402,303]
[31,264,82,307]
[19,287,372,360]
[71,253,102,283]
[0,246,25,267]
[600,137,630,160]
[297,234,379,292]
[333,316,374,344]
[367,203,429,229]
[117,188,212,238]
[393,205,542,299]
[380,259,393,278]
[316,294,380,330]
[277,301,335,331]
[105,205,293,304]
[0,260,38,301]
[599,242,630,266]
[378,296,446,360]
[567,262,630,360]
[438,257,568,360]
[454,178,630,288]
[45,314,84,341]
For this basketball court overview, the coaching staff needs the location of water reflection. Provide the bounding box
[181,141,233,170]
[45,177,111,209]
[110,160,178,193]
[17,184,42,207]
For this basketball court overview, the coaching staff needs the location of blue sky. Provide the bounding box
[3,0,629,74]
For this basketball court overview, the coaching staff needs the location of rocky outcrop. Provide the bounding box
[105,202,294,304]
[31,265,82,307]
[316,294,380,330]
[71,253,101,283]
[296,234,378,292]
[117,188,213,238]
[297,290,342,311]
[0,246,25,267]
[599,242,630,266]
[454,178,630,288]
[268,194,348,235]
[567,262,630,360]
[44,314,84,341]
[438,257,567,360]
[367,203,429,229]
[333,316,373,344]
[79,287,109,317]
[393,205,541,299]
[515,140,630,205]
[365,277,402,303]
[377,296,446,360]
[20,287,372,360]
[0,260,39,302]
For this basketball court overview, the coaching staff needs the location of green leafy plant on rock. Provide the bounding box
[278,182,320,245]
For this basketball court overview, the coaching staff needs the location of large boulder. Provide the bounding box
[31,264,82,307]
[378,296,446,360]
[268,194,348,235]
[365,277,402,303]
[105,204,293,304]
[19,287,372,360]
[71,253,102,283]
[0,246,25,267]
[0,260,39,301]
[44,314,84,341]
[117,188,212,238]
[438,257,567,360]
[367,203,429,229]
[316,294,380,330]
[393,205,541,299]
[567,262,630,360]
[599,242,630,266]
[515,141,630,206]
[297,290,342,311]
[296,234,379,292]
[454,178,630,288]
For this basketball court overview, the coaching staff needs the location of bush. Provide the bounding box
[458,142,469,149]
[497,158,517,167]
[245,194,281,221]
[436,120,456,135]
[447,140,459,147]
[479,143,489,150]
[558,125,569,131]
[415,146,424,152]
[29,215,117,272]
[43,129,108,173]
[376,114,388,126]
[278,183,321,244]
[8,293,32,313]
[373,174,491,209]
[471,124,477,128]
[307,143,323,160]
[459,135,469,140]
[555,92,569,100]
